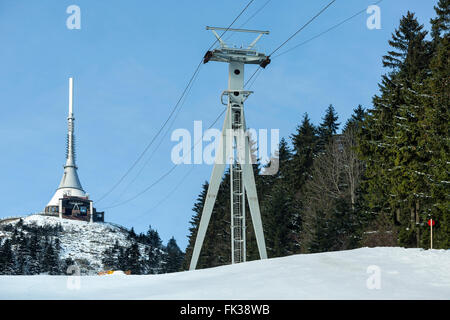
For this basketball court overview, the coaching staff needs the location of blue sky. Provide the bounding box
[0,0,438,249]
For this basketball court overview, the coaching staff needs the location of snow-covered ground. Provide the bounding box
[0,214,148,273]
[0,247,448,299]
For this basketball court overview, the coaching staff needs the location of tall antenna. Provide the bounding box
[45,77,86,211]
[66,77,76,167]
[189,27,270,270]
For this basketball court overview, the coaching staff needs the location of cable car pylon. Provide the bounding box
[189,27,270,270]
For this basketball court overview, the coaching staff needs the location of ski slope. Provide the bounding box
[0,247,449,299]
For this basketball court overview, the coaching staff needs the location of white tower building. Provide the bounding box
[45,78,103,222]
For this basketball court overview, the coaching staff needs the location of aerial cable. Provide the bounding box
[246,66,263,89]
[268,0,337,57]
[245,0,337,89]
[274,0,384,58]
[238,0,271,29]
[102,107,227,210]
[118,56,260,213]
[96,0,255,203]
[111,64,203,204]
[225,0,272,41]
[246,0,384,89]
[245,65,262,88]
[127,166,195,224]
[96,60,203,204]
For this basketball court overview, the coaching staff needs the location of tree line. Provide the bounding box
[0,220,184,275]
[102,226,184,274]
[0,219,67,275]
[183,1,449,270]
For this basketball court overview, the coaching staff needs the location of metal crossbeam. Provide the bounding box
[206,26,269,34]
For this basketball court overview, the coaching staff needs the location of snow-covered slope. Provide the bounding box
[0,247,449,299]
[0,214,145,273]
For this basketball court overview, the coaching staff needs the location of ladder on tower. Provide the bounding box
[231,103,245,264]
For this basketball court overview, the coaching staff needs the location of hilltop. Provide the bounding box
[0,214,183,275]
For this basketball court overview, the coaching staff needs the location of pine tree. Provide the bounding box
[416,23,450,248]
[117,247,128,271]
[318,104,340,149]
[358,11,435,247]
[201,169,231,268]
[0,239,15,275]
[126,243,142,275]
[290,113,319,192]
[17,236,32,274]
[146,225,162,248]
[128,227,137,240]
[262,138,293,181]
[382,11,430,76]
[28,232,41,275]
[102,247,118,270]
[430,0,450,40]
[41,240,59,275]
[344,105,366,132]
[146,226,163,273]
[183,169,232,270]
[261,181,297,257]
[163,237,184,273]
[183,182,208,270]
[254,137,299,256]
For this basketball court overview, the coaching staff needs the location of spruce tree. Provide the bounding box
[290,113,318,192]
[382,11,429,75]
[430,0,450,40]
[0,239,15,275]
[126,243,142,275]
[416,25,450,248]
[43,241,59,275]
[146,226,163,273]
[344,105,365,132]
[102,247,118,270]
[358,11,435,247]
[128,227,137,240]
[184,169,232,270]
[318,104,340,149]
[163,237,184,273]
[261,181,297,257]
[183,182,208,270]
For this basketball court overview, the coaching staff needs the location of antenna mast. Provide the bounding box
[189,27,270,270]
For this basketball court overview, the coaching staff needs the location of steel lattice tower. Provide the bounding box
[189,27,271,270]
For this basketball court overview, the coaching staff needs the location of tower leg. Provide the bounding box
[230,151,235,264]
[238,133,268,260]
[189,107,231,271]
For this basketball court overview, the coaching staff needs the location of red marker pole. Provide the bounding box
[431,220,433,250]
[428,219,435,249]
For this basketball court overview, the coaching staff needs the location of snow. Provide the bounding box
[0,247,449,300]
[0,214,147,274]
